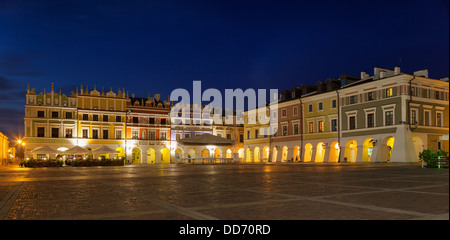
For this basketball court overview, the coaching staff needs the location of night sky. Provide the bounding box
[0,0,448,139]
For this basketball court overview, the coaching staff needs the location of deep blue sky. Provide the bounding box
[0,0,448,139]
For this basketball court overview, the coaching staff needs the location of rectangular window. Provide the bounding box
[92,129,99,139]
[293,107,298,115]
[51,128,59,138]
[176,133,181,140]
[116,116,121,122]
[435,91,441,100]
[282,109,287,117]
[65,129,73,138]
[150,131,156,140]
[424,110,431,126]
[282,126,288,136]
[332,99,337,108]
[350,96,356,104]
[437,112,442,127]
[132,117,138,123]
[161,118,166,125]
[385,88,393,97]
[132,131,139,139]
[65,112,73,119]
[37,127,45,137]
[82,129,88,138]
[247,131,250,139]
[103,130,108,139]
[410,109,418,124]
[308,104,313,112]
[116,130,122,139]
[368,92,375,101]
[318,102,323,110]
[160,131,167,140]
[385,111,394,126]
[52,111,58,118]
[367,113,375,128]
[38,111,45,118]
[239,134,244,142]
[103,115,109,122]
[331,119,337,132]
[293,124,299,135]
[255,129,259,138]
[309,122,314,133]
[349,116,356,130]
[93,115,99,121]
[318,121,324,132]
[227,133,232,139]
[149,118,155,124]
[83,114,89,120]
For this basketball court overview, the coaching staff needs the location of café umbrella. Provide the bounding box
[63,146,92,155]
[92,146,119,154]
[31,146,60,154]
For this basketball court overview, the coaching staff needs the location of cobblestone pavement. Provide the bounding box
[0,163,448,220]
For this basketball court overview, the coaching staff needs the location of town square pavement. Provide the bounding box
[0,163,448,220]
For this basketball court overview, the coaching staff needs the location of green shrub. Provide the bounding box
[419,149,449,168]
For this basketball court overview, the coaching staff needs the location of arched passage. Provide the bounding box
[226,149,232,158]
[161,148,170,164]
[344,140,357,163]
[328,142,340,163]
[263,146,270,161]
[281,146,288,162]
[238,148,244,161]
[304,143,313,162]
[202,149,210,159]
[315,142,325,162]
[254,147,260,163]
[147,148,156,164]
[362,138,374,162]
[115,147,125,159]
[293,145,300,162]
[381,136,395,163]
[175,148,183,162]
[214,149,221,162]
[132,147,141,164]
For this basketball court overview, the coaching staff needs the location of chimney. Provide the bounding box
[380,71,386,78]
[394,66,401,75]
[413,69,428,78]
[360,71,369,80]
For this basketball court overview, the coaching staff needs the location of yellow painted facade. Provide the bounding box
[302,91,339,140]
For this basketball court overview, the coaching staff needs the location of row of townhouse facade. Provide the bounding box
[243,67,449,163]
[23,84,244,164]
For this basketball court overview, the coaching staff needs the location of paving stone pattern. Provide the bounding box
[0,163,448,220]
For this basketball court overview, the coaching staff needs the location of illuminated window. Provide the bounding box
[318,121,324,132]
[385,88,393,97]
[309,122,314,133]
